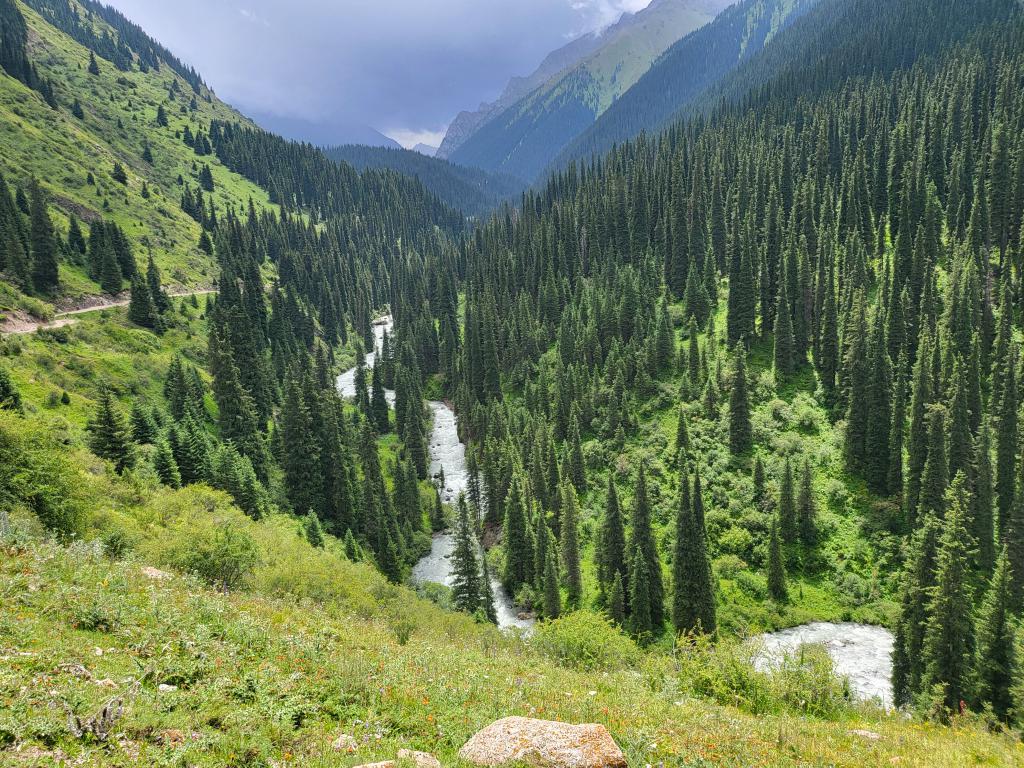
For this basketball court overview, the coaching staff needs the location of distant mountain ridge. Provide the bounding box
[444,0,730,181]
[324,144,524,218]
[551,0,818,172]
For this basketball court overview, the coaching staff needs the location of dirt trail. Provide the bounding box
[0,289,215,336]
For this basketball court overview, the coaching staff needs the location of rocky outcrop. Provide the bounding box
[458,716,627,767]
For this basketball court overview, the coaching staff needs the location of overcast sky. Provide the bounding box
[103,0,652,148]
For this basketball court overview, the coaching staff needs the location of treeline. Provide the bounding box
[23,0,203,90]
[209,121,464,237]
[0,0,55,105]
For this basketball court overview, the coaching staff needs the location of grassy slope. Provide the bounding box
[0,297,211,425]
[0,0,274,309]
[2,535,1021,767]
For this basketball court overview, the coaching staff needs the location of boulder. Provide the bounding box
[352,763,394,768]
[459,716,627,767]
[332,733,359,753]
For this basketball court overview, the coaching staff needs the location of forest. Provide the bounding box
[2,0,1024,762]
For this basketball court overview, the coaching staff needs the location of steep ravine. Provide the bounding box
[337,317,532,630]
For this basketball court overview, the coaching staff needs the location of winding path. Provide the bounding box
[0,289,216,336]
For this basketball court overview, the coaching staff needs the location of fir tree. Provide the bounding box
[767,515,788,602]
[450,494,483,615]
[729,345,752,454]
[87,388,134,473]
[560,482,583,609]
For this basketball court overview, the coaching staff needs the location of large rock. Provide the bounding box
[458,716,627,768]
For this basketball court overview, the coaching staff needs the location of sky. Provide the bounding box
[103,0,653,148]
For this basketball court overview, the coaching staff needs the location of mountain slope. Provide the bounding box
[0,0,274,304]
[324,144,525,218]
[554,0,817,170]
[447,0,729,182]
[435,26,607,160]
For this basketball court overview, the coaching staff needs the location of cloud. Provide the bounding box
[102,0,653,144]
[386,128,448,150]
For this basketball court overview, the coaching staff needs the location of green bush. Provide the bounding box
[531,610,640,670]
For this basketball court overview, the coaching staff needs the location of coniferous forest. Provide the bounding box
[2,0,1024,763]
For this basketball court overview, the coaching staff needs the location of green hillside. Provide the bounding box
[0,0,274,311]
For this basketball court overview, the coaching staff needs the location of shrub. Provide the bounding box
[181,523,260,592]
[531,610,640,670]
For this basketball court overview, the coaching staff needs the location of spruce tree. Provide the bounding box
[153,437,181,488]
[566,409,586,493]
[29,180,58,291]
[797,459,817,546]
[450,494,483,615]
[921,474,975,716]
[773,279,795,379]
[975,547,1015,719]
[0,366,23,413]
[370,364,389,433]
[729,345,752,455]
[767,515,788,602]
[598,476,628,599]
[560,482,583,609]
[778,457,797,544]
[996,344,1018,536]
[608,570,626,626]
[629,461,663,630]
[502,478,533,593]
[672,462,716,636]
[87,388,134,473]
[543,537,562,620]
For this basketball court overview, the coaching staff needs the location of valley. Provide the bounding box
[1,0,1024,765]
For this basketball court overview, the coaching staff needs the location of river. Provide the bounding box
[754,621,894,705]
[337,317,532,631]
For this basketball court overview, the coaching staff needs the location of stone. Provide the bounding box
[352,763,394,768]
[459,716,627,768]
[332,733,359,753]
[141,566,173,581]
[849,728,882,741]
[397,749,442,767]
[157,683,178,693]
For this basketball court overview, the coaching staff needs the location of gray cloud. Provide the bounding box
[102,0,651,145]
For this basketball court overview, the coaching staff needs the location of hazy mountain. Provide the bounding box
[247,111,400,149]
[412,143,439,157]
[435,26,607,160]
[324,144,524,217]
[552,0,818,172]
[445,0,730,181]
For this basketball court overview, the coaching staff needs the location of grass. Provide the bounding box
[0,297,210,426]
[2,532,1022,767]
[0,0,279,312]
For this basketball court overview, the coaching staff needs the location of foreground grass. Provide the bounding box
[1,538,1021,767]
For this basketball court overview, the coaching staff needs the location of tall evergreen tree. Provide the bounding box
[729,345,752,454]
[450,494,483,615]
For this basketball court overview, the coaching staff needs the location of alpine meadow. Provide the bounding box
[2,0,1024,766]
